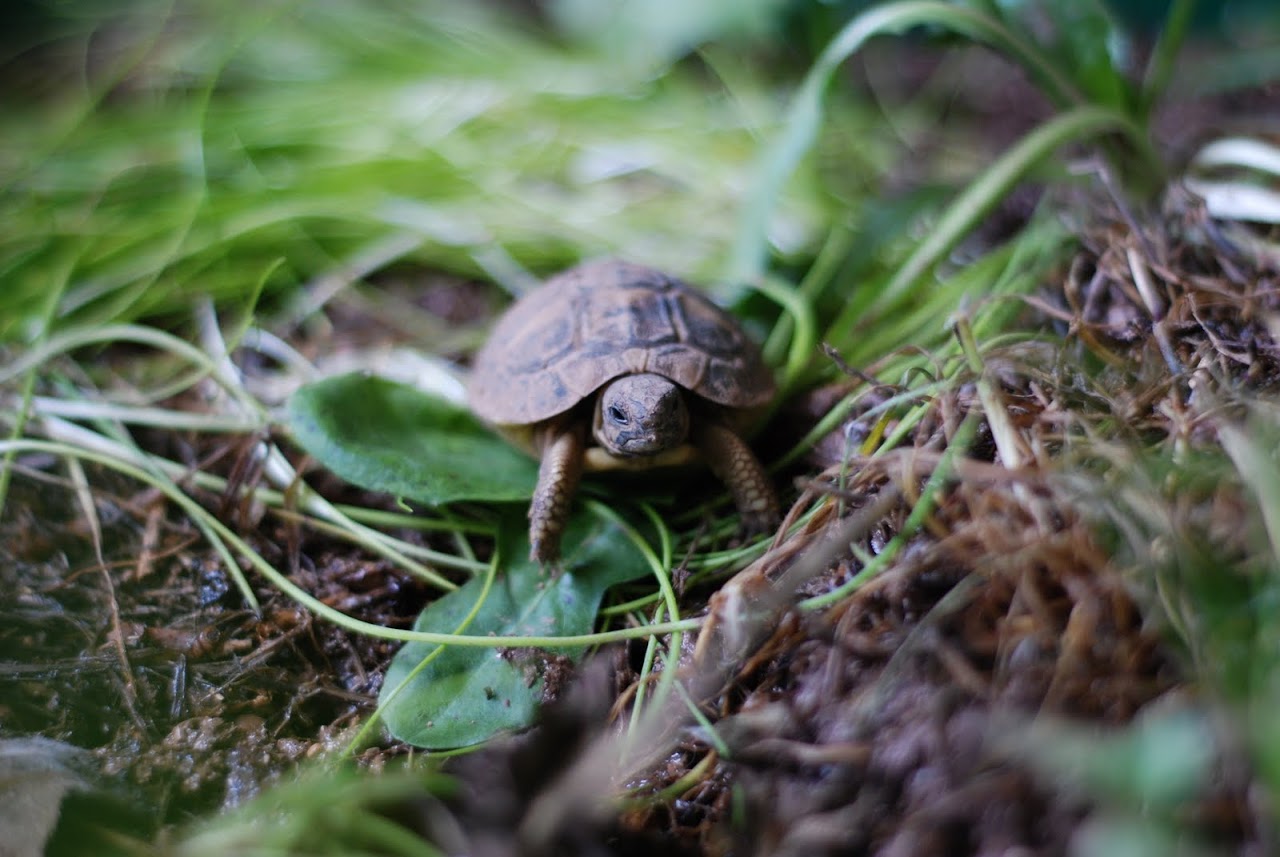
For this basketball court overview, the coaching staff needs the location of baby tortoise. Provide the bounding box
[468,260,779,563]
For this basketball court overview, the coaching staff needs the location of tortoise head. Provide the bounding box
[593,373,689,457]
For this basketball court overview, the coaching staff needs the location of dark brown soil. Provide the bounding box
[0,455,436,825]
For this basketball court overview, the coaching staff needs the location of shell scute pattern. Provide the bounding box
[501,311,574,376]
[583,287,678,350]
[675,291,743,356]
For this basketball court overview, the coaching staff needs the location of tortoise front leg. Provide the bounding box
[692,422,779,536]
[529,420,586,565]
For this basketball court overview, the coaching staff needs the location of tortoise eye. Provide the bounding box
[608,405,628,425]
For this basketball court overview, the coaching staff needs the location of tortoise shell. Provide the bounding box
[468,260,774,427]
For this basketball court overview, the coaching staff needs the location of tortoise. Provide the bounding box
[468,259,780,563]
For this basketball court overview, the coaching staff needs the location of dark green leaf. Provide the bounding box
[1041,1,1132,110]
[991,0,1132,109]
[379,510,651,749]
[284,372,538,505]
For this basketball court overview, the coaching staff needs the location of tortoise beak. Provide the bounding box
[614,431,662,456]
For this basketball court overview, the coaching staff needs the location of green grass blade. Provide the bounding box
[1139,0,1200,117]
[730,0,1086,282]
[871,105,1145,312]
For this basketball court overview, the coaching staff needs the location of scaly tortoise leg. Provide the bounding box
[692,421,779,536]
[529,419,586,565]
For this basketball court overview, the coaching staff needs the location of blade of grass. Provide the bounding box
[730,0,1086,282]
[826,106,1148,345]
[32,412,486,574]
[1139,0,1199,118]
[592,500,682,722]
[749,272,816,396]
[761,221,853,369]
[1220,418,1280,570]
[0,249,75,518]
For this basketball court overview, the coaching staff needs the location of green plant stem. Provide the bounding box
[34,412,472,582]
[592,501,684,721]
[799,410,978,611]
[831,106,1151,340]
[1140,0,1199,118]
[749,272,817,397]
[761,222,850,369]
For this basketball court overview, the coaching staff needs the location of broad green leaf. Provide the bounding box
[284,373,537,504]
[379,510,651,749]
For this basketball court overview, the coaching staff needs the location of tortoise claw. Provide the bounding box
[739,508,781,541]
[529,534,563,571]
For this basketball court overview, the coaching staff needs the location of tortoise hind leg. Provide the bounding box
[529,420,586,565]
[692,422,779,536]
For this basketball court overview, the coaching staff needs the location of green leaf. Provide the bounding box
[379,510,651,749]
[284,373,537,505]
[1036,1,1132,111]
